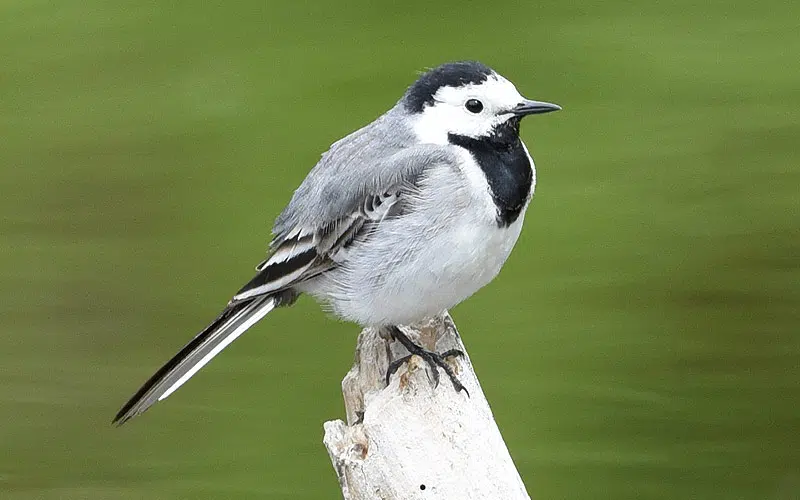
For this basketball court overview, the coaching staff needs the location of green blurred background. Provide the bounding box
[2,0,799,498]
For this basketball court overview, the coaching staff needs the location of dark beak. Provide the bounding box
[508,99,562,116]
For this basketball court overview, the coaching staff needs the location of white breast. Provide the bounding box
[301,151,533,327]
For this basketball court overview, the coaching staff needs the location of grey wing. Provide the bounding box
[232,143,458,303]
[272,109,456,238]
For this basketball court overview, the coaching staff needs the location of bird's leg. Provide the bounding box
[384,326,468,395]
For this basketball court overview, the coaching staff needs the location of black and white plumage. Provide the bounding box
[114,61,560,425]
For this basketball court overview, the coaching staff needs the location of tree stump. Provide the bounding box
[323,313,531,499]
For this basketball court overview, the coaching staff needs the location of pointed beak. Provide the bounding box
[508,99,562,116]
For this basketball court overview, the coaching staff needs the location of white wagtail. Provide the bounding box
[114,61,560,425]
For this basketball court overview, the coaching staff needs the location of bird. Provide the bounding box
[113,61,560,425]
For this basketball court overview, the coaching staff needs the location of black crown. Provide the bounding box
[403,61,495,113]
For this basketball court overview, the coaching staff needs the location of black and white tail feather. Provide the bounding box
[113,296,278,425]
[112,188,405,425]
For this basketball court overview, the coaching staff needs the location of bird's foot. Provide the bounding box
[384,326,469,396]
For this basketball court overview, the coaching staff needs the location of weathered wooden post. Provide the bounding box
[323,313,531,499]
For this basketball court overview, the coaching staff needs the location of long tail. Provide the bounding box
[113,295,276,425]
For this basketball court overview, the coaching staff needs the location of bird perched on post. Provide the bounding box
[114,61,560,425]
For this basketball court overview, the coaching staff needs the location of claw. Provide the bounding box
[383,327,469,396]
[440,349,465,359]
[385,354,413,385]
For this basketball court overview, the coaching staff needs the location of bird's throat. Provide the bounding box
[448,119,532,227]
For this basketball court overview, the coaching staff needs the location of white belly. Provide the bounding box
[369,214,524,325]
[305,216,525,326]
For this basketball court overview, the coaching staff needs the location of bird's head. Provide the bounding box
[401,61,560,145]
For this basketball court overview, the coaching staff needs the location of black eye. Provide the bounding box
[465,99,483,113]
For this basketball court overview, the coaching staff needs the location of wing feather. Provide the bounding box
[272,139,458,243]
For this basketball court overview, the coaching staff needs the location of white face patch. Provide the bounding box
[412,74,525,144]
